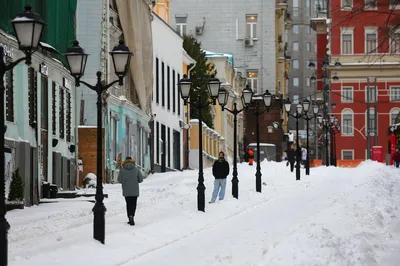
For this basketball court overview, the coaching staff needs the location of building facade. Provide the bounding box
[314,0,400,160]
[2,31,78,206]
[286,0,318,130]
[170,0,276,95]
[151,12,185,172]
[76,0,153,183]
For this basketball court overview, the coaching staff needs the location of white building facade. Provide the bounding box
[152,13,185,172]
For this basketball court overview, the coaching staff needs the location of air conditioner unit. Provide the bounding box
[245,38,253,47]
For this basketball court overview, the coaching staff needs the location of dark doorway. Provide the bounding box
[173,130,181,170]
[161,124,166,172]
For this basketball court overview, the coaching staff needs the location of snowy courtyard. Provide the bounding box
[6,161,400,266]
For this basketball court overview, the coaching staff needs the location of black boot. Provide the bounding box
[128,216,135,226]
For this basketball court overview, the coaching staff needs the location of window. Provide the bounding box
[177,73,181,115]
[341,109,354,135]
[306,0,311,16]
[341,87,353,103]
[167,127,171,168]
[175,15,187,36]
[292,25,299,34]
[292,42,299,51]
[4,57,14,122]
[364,0,377,9]
[293,95,299,104]
[366,108,377,135]
[41,76,48,130]
[161,61,165,107]
[305,25,311,34]
[246,15,258,39]
[341,0,353,8]
[246,70,258,92]
[172,70,176,112]
[111,115,118,160]
[66,91,71,142]
[28,68,37,125]
[390,108,400,125]
[156,57,159,104]
[342,150,354,160]
[156,122,159,164]
[390,86,400,101]
[52,82,57,135]
[390,0,400,9]
[365,86,377,103]
[293,77,299,87]
[292,59,299,69]
[390,29,400,54]
[306,42,311,52]
[293,0,299,16]
[341,31,353,54]
[59,87,65,139]
[167,66,170,110]
[306,78,311,87]
[365,30,377,54]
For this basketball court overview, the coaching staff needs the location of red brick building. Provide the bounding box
[312,0,400,160]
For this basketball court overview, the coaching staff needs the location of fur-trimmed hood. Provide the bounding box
[122,158,136,170]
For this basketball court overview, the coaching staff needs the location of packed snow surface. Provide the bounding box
[6,161,400,266]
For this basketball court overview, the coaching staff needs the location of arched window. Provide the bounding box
[365,107,377,135]
[389,108,400,125]
[341,108,354,135]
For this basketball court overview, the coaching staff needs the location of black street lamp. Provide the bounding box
[301,99,319,175]
[217,87,253,199]
[64,40,132,244]
[283,98,304,180]
[1,5,45,265]
[328,115,340,167]
[242,86,272,192]
[178,74,221,212]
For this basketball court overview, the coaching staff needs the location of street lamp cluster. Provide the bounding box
[64,39,133,245]
[317,115,341,167]
[178,74,272,208]
[283,98,319,180]
[217,85,272,196]
[1,5,46,265]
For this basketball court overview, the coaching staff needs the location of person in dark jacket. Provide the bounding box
[394,149,400,168]
[210,151,230,203]
[287,146,295,172]
[118,157,144,226]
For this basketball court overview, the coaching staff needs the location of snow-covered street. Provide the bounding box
[6,161,400,266]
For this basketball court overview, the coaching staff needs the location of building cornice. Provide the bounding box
[108,95,150,122]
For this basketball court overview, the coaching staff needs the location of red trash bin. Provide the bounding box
[372,146,383,162]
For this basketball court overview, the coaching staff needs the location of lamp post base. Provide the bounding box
[0,218,10,266]
[92,202,107,244]
[232,169,239,199]
[255,170,262,192]
[197,182,206,212]
[305,160,310,175]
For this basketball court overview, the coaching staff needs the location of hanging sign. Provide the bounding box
[63,77,72,90]
[39,63,48,76]
[0,43,14,59]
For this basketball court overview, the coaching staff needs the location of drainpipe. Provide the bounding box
[186,62,196,169]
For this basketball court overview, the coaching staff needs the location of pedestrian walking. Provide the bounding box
[210,151,230,203]
[248,148,254,166]
[301,147,307,167]
[394,149,400,168]
[118,157,144,226]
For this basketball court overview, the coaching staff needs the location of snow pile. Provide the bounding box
[6,160,400,266]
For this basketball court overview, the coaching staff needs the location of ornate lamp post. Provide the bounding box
[328,115,340,167]
[1,5,45,265]
[64,40,133,244]
[243,87,272,192]
[301,99,319,175]
[178,74,221,212]
[283,98,304,180]
[217,86,253,199]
